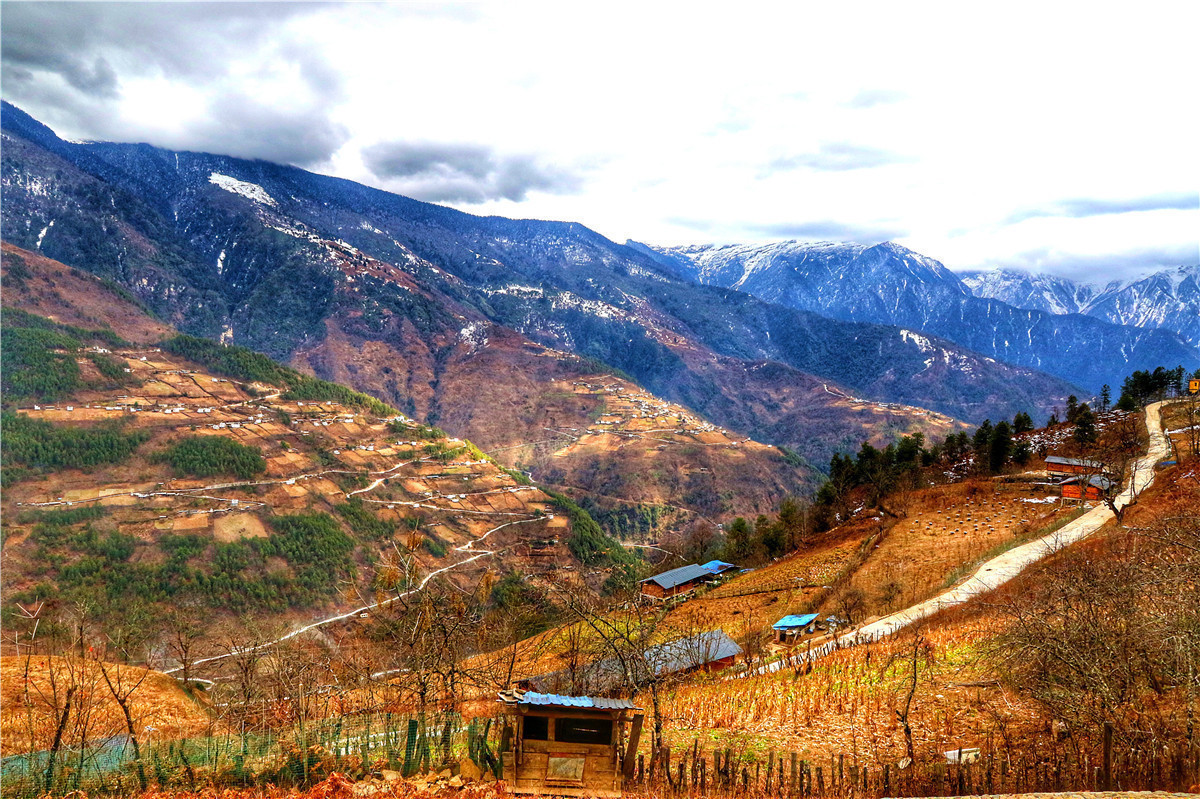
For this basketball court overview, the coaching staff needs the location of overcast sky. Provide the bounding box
[3,2,1197,282]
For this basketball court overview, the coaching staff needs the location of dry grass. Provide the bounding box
[660,611,1043,766]
[0,655,217,753]
[826,482,1081,620]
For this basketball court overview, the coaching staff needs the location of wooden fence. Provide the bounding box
[626,734,1200,797]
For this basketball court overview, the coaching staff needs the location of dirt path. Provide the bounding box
[750,401,1170,675]
[168,515,544,676]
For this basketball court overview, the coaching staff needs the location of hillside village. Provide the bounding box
[4,256,1196,797]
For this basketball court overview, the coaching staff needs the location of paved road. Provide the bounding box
[750,401,1169,675]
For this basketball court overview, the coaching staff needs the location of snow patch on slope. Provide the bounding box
[209,173,277,207]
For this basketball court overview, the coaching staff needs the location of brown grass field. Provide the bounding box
[0,655,216,754]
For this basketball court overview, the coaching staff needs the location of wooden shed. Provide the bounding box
[1059,474,1114,501]
[498,690,643,797]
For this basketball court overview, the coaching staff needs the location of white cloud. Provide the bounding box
[3,1,1197,280]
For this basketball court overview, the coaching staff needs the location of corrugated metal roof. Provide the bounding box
[1045,455,1104,468]
[772,613,819,630]
[646,629,742,675]
[1059,475,1114,490]
[640,563,712,590]
[701,560,737,573]
[513,691,639,711]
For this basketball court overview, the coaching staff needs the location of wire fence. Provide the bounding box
[0,710,489,797]
[5,712,1198,797]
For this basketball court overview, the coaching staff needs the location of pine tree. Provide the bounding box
[988,421,1013,474]
[1012,411,1034,434]
[1072,404,1097,446]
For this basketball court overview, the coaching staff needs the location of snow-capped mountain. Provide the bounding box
[1,99,1084,471]
[959,269,1099,316]
[963,265,1199,347]
[646,240,1199,392]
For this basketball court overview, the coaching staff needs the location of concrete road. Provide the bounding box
[750,401,1170,675]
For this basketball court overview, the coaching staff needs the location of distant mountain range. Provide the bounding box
[961,265,1199,348]
[644,240,1198,391]
[0,101,1097,482]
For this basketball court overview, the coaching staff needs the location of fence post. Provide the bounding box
[790,753,798,795]
[767,750,776,793]
[402,719,418,777]
[1102,722,1113,791]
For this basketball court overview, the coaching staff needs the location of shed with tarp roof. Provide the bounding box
[497,690,643,797]
[772,613,819,644]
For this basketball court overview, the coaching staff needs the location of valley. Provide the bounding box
[1,99,1198,799]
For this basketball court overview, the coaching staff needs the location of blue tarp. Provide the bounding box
[772,613,819,630]
[700,560,737,574]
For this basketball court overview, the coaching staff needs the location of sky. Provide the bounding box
[2,1,1198,282]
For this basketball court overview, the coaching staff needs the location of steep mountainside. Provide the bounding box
[2,101,1073,466]
[650,240,1198,392]
[0,275,586,630]
[0,245,822,534]
[963,265,1200,348]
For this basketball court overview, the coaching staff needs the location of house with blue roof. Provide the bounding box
[772,613,819,644]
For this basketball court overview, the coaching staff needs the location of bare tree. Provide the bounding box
[883,631,933,766]
[995,508,1200,750]
[1088,410,1149,524]
[96,605,155,791]
[163,606,208,689]
[552,581,673,755]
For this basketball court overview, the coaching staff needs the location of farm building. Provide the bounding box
[1045,455,1107,478]
[1059,474,1114,501]
[700,559,738,576]
[525,629,743,695]
[772,613,819,644]
[497,690,643,797]
[645,629,743,675]
[639,563,713,601]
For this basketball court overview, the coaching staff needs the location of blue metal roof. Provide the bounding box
[701,560,737,573]
[640,563,712,590]
[772,614,819,630]
[518,692,638,711]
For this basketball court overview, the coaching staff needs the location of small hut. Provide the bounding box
[772,613,819,644]
[497,690,643,797]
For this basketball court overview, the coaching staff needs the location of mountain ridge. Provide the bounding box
[650,239,1198,391]
[2,101,1079,473]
